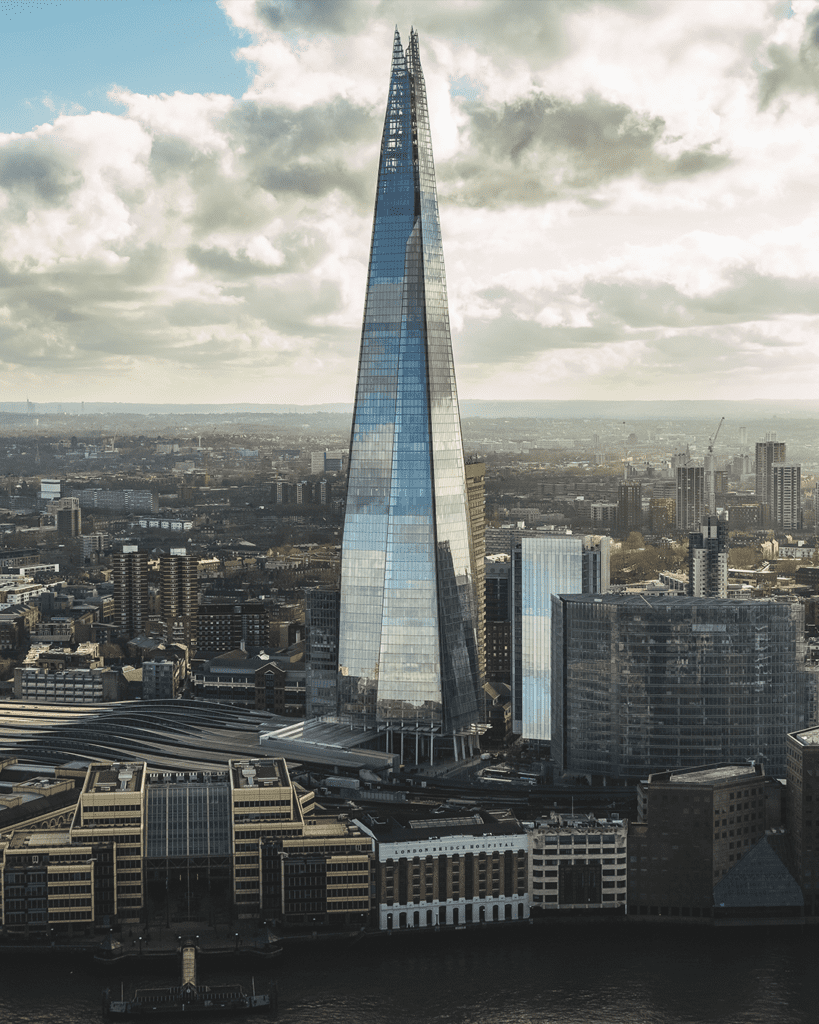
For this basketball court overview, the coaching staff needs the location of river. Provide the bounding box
[1,924,818,1023]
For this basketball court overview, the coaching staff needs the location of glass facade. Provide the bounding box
[552,595,812,778]
[146,778,231,858]
[305,588,340,718]
[338,30,479,735]
[512,537,583,741]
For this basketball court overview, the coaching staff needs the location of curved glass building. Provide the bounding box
[337,29,480,753]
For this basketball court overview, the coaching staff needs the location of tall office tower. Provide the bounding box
[581,535,611,594]
[50,496,81,538]
[160,549,198,647]
[511,536,583,741]
[676,465,704,531]
[786,726,819,914]
[755,440,786,507]
[649,497,676,535]
[485,557,512,691]
[687,515,728,598]
[771,463,801,530]
[617,481,642,534]
[551,594,811,779]
[337,30,481,758]
[465,460,486,688]
[113,546,148,638]
[304,588,340,718]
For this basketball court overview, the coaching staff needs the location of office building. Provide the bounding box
[160,550,198,647]
[688,515,728,598]
[676,465,704,531]
[50,496,81,538]
[355,810,529,930]
[485,536,609,740]
[582,535,611,594]
[81,532,110,562]
[337,30,481,757]
[529,816,628,913]
[142,658,185,700]
[68,488,158,513]
[112,547,148,638]
[310,450,346,475]
[511,536,582,740]
[13,666,125,703]
[590,501,618,527]
[304,588,340,718]
[628,763,796,920]
[552,595,812,779]
[649,497,676,535]
[0,757,374,935]
[196,598,269,653]
[617,481,642,534]
[771,463,801,530]
[465,460,487,688]
[39,478,61,504]
[755,440,786,508]
[785,727,819,915]
[485,557,512,692]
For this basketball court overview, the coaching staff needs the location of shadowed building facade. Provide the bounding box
[337,30,481,759]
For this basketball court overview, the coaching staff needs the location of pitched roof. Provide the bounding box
[713,836,803,908]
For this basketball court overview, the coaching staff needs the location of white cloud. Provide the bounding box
[1,0,819,402]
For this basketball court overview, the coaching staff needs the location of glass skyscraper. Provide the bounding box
[337,29,480,751]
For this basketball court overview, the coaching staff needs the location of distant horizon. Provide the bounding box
[4,398,819,421]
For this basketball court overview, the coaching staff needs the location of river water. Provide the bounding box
[1,924,818,1023]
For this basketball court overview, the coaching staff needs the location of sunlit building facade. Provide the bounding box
[512,537,583,741]
[337,30,481,757]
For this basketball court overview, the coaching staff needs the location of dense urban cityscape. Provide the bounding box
[3,24,819,963]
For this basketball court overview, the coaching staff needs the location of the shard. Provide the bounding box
[337,28,481,755]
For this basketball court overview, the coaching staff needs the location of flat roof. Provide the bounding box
[85,762,144,794]
[359,810,525,845]
[791,727,819,746]
[650,764,763,785]
[9,829,73,849]
[230,757,287,789]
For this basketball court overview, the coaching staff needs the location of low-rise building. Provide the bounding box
[142,658,185,700]
[528,815,628,913]
[628,763,793,921]
[13,666,126,703]
[355,810,529,931]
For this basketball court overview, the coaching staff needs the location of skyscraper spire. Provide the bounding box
[337,30,481,752]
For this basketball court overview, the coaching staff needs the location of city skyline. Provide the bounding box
[3,1,819,405]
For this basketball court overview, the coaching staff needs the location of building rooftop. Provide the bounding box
[649,763,766,786]
[230,757,287,790]
[357,809,525,845]
[531,814,627,835]
[8,829,73,849]
[791,727,819,746]
[84,762,144,795]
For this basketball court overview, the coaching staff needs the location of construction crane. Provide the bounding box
[705,416,725,514]
[708,416,724,455]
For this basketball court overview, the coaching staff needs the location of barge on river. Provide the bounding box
[103,939,275,1018]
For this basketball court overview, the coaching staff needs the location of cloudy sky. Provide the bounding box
[2,0,819,406]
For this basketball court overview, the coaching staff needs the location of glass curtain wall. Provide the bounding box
[552,595,810,778]
[338,30,479,736]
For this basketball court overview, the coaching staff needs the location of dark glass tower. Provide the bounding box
[337,29,480,747]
